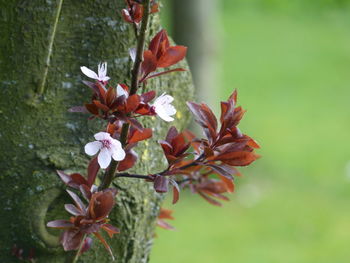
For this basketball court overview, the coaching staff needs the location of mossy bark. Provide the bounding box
[0,1,193,262]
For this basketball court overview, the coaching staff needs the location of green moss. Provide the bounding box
[0,0,193,262]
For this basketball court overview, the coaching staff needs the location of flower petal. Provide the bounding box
[98,62,107,78]
[164,104,176,115]
[117,84,129,98]
[81,66,99,80]
[112,147,126,161]
[85,141,102,156]
[94,132,111,141]
[98,148,112,169]
[155,106,175,122]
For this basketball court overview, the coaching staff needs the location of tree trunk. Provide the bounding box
[0,0,193,262]
[171,0,219,103]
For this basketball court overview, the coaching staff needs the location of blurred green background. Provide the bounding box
[152,0,350,262]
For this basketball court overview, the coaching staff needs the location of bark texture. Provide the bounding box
[0,0,193,262]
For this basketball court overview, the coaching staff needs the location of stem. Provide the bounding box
[99,0,151,190]
[116,173,152,180]
[71,234,87,263]
[99,123,129,190]
[130,0,151,95]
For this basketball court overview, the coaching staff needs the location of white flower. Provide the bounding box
[84,132,126,169]
[152,93,176,122]
[80,62,110,82]
[117,84,129,98]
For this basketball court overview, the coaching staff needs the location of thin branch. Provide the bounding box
[99,0,151,190]
[130,0,151,95]
[70,234,87,263]
[38,0,64,95]
[115,173,152,180]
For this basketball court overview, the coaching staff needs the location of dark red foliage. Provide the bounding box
[159,126,190,165]
[122,0,159,25]
[156,208,175,230]
[140,30,187,82]
[153,91,259,206]
[47,188,119,259]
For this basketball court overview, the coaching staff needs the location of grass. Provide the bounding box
[152,3,350,263]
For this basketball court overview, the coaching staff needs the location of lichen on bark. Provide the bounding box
[0,0,193,262]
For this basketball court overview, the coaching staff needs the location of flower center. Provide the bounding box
[101,139,111,149]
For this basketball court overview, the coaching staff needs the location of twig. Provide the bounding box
[38,0,64,95]
[99,0,151,190]
[71,234,87,263]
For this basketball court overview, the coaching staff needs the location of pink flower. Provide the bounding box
[152,93,176,122]
[80,62,110,83]
[84,132,125,169]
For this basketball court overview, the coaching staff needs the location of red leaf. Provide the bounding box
[206,164,234,180]
[141,90,156,103]
[64,204,83,216]
[129,128,152,143]
[80,237,93,255]
[70,173,88,187]
[170,179,180,204]
[102,224,120,238]
[87,157,99,187]
[46,220,74,229]
[66,190,86,212]
[157,220,175,230]
[141,50,157,76]
[85,103,99,115]
[213,151,260,166]
[93,232,114,261]
[93,100,109,112]
[89,191,115,221]
[143,68,186,82]
[149,30,169,57]
[219,175,235,193]
[157,46,187,68]
[80,184,92,201]
[96,83,106,101]
[154,175,169,193]
[57,170,71,185]
[125,94,140,113]
[121,9,133,23]
[106,87,116,107]
[198,191,222,206]
[165,126,178,144]
[128,118,143,131]
[60,229,84,251]
[117,150,138,172]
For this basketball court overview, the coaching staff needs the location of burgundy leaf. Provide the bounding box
[102,224,120,238]
[154,175,169,193]
[157,46,187,68]
[64,204,83,216]
[67,190,86,212]
[140,90,156,103]
[80,237,93,255]
[129,128,152,143]
[117,150,138,172]
[47,220,74,229]
[87,157,99,187]
[60,229,83,251]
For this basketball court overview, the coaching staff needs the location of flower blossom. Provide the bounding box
[80,62,110,83]
[85,132,126,169]
[117,84,129,98]
[152,93,176,122]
